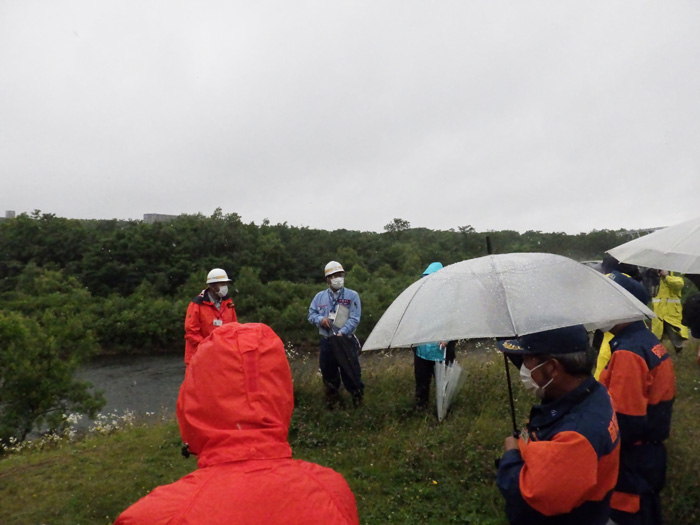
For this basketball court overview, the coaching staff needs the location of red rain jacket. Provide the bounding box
[116,323,359,525]
[184,289,237,364]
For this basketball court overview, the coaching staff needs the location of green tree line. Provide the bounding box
[0,209,627,442]
[0,209,627,353]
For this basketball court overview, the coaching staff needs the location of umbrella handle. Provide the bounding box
[503,353,520,437]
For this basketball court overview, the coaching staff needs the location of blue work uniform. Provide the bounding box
[308,287,363,400]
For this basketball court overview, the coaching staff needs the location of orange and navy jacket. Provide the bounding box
[184,289,237,364]
[497,376,620,524]
[598,321,675,514]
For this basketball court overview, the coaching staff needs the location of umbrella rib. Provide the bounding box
[387,278,432,348]
[489,255,519,336]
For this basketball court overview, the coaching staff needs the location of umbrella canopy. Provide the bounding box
[363,252,654,350]
[606,215,700,274]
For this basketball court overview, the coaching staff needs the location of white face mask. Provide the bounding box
[519,361,553,400]
[216,285,228,298]
[330,277,344,290]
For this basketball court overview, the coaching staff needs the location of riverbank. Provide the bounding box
[74,341,492,429]
[2,340,699,524]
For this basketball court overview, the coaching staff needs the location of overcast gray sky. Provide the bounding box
[1,1,699,234]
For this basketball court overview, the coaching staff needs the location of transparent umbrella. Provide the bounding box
[434,357,466,422]
[606,215,700,273]
[362,253,655,433]
[363,253,655,351]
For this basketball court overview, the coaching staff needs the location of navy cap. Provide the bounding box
[497,325,589,355]
[607,271,650,305]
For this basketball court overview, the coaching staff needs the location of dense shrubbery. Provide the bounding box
[0,266,105,443]
[0,209,626,353]
[0,210,632,442]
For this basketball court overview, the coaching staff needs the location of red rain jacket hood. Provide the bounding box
[179,322,293,467]
[115,323,359,525]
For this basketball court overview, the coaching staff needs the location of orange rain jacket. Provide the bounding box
[116,323,359,525]
[598,321,675,520]
[183,289,237,364]
[496,376,620,524]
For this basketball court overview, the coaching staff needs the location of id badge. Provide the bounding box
[213,319,223,327]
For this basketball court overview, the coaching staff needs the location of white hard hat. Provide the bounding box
[206,268,231,284]
[324,261,344,277]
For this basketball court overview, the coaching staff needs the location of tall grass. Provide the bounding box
[1,341,699,524]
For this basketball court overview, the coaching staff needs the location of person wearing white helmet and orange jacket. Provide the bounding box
[184,268,238,364]
[308,261,364,407]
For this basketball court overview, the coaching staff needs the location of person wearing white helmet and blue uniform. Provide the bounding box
[308,261,363,408]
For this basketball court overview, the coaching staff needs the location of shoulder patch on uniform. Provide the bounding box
[651,344,668,359]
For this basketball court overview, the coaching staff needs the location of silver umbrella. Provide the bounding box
[362,252,655,433]
[363,253,654,351]
[606,215,700,273]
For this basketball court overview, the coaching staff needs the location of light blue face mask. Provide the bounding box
[519,360,553,400]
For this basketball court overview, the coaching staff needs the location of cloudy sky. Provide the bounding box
[1,1,699,234]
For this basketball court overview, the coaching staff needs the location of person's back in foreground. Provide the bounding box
[115,322,359,525]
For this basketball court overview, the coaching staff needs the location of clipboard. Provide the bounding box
[332,305,350,329]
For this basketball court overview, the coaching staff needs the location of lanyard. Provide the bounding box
[328,288,345,313]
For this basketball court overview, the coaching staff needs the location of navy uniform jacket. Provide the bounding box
[497,376,620,524]
[598,321,675,516]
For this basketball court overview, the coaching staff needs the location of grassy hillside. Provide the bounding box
[1,341,699,524]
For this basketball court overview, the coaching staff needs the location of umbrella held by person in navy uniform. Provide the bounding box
[362,253,656,524]
[308,261,364,408]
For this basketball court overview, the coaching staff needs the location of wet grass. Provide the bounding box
[1,341,699,524]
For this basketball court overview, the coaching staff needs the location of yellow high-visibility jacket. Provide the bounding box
[594,331,615,380]
[651,273,688,339]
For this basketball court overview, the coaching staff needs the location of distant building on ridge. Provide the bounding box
[143,213,178,224]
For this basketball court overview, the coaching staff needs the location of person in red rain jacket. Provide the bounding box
[599,272,675,525]
[184,268,237,364]
[115,322,359,525]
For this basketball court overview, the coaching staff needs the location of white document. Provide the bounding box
[333,305,350,329]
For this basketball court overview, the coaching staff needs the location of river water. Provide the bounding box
[76,354,187,425]
[74,343,487,427]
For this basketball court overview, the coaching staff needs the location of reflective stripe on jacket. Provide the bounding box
[497,377,620,524]
[116,323,359,525]
[184,289,237,364]
[651,273,688,338]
